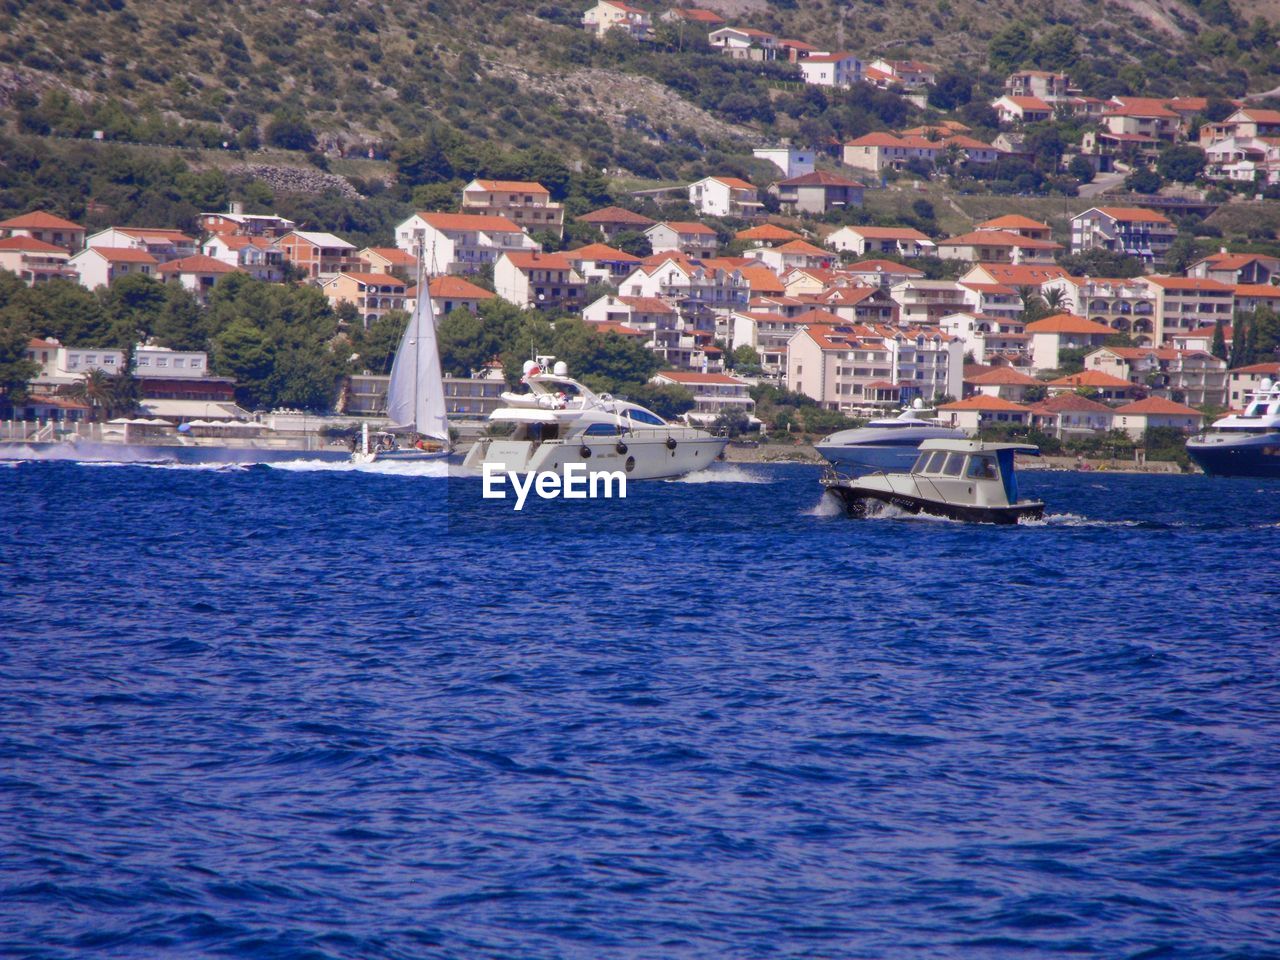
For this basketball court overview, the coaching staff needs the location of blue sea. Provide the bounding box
[2,459,1279,959]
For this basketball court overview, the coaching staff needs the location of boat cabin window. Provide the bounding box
[966,455,998,480]
[627,408,666,426]
[584,422,620,436]
[922,450,947,473]
[910,451,931,472]
[941,452,966,476]
[526,422,560,442]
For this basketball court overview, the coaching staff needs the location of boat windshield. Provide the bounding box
[626,407,666,426]
[966,455,998,480]
[910,451,931,472]
[941,452,965,476]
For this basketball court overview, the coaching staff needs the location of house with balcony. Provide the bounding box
[276,230,361,279]
[937,395,1032,433]
[1069,206,1176,269]
[395,212,539,275]
[1060,277,1159,345]
[1234,283,1280,316]
[1085,345,1227,407]
[1025,313,1115,372]
[201,234,284,283]
[936,230,1061,264]
[358,246,418,277]
[462,179,565,238]
[688,176,763,219]
[868,59,937,89]
[806,285,899,326]
[565,242,643,285]
[319,272,408,328]
[735,223,805,248]
[645,221,719,259]
[1046,369,1141,402]
[651,370,756,423]
[1112,396,1204,440]
[826,225,934,259]
[619,256,749,316]
[964,365,1042,402]
[841,133,939,173]
[1004,70,1073,102]
[1188,251,1280,286]
[427,275,496,317]
[889,278,968,324]
[974,215,1053,242]
[1028,393,1115,438]
[577,206,656,242]
[0,236,77,285]
[156,255,241,302]
[1101,98,1181,142]
[583,294,704,368]
[991,95,1053,125]
[494,251,586,311]
[198,202,295,239]
[86,227,197,264]
[1199,107,1280,146]
[798,52,862,88]
[68,246,158,289]
[744,240,833,274]
[1139,275,1235,343]
[582,0,652,39]
[0,210,85,252]
[708,26,779,60]
[769,170,866,214]
[959,281,1023,325]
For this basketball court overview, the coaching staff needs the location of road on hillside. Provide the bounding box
[1078,170,1127,198]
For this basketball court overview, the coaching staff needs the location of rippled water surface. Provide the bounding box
[3,460,1279,959]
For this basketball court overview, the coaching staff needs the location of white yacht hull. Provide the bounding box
[463,434,727,481]
[351,448,449,465]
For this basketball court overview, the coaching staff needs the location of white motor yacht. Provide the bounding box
[815,401,965,475]
[821,438,1045,524]
[1186,378,1280,478]
[463,358,729,480]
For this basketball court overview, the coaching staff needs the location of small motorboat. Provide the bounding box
[821,438,1045,525]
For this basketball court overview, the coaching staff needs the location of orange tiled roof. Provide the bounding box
[0,210,83,230]
[1114,397,1204,416]
[1025,313,1114,335]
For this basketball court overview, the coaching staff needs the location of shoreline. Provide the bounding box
[719,441,1190,474]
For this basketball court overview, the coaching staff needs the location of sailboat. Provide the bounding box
[352,257,452,464]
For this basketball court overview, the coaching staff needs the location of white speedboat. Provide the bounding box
[821,438,1045,524]
[815,401,965,475]
[463,358,728,480]
[1186,378,1280,478]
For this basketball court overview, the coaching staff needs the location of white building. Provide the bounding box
[651,370,756,423]
[394,212,539,275]
[752,146,815,179]
[825,225,935,258]
[69,246,158,289]
[687,177,763,219]
[798,52,862,88]
[25,338,125,384]
[85,227,197,263]
[133,344,210,378]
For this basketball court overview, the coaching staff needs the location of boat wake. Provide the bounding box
[673,464,769,484]
[1020,512,1142,528]
[262,458,451,478]
[77,460,248,472]
[804,492,845,517]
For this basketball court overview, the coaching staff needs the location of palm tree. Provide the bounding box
[65,369,141,421]
[1042,286,1072,313]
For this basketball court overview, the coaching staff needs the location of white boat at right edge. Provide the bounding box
[463,358,728,480]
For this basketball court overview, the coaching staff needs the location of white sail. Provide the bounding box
[385,280,449,443]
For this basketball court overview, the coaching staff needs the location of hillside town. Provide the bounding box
[3,4,1279,455]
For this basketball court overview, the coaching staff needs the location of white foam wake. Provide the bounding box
[263,458,451,478]
[672,464,769,484]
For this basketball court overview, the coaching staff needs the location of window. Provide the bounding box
[967,456,997,480]
[628,408,666,426]
[138,357,150,367]
[174,358,185,368]
[156,358,168,367]
[941,453,965,476]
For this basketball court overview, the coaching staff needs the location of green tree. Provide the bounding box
[620,382,695,420]
[1229,312,1249,368]
[1125,167,1163,194]
[264,110,316,151]
[1068,155,1095,184]
[1157,145,1207,183]
[989,22,1033,71]
[1210,315,1227,360]
[0,310,39,413]
[212,319,276,407]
